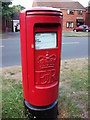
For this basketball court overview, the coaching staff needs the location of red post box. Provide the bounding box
[20,7,63,119]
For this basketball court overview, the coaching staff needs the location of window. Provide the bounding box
[35,32,57,50]
[67,9,74,15]
[78,10,82,15]
[66,22,74,28]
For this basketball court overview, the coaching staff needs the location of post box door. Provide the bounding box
[34,27,59,87]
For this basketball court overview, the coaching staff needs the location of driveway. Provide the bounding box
[1,32,88,67]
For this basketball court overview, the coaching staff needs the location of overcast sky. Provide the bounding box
[12,0,89,8]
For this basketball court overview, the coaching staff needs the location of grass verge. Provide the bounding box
[1,58,88,118]
[2,67,25,118]
[58,58,88,118]
[63,32,89,37]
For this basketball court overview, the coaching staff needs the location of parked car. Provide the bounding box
[73,25,90,32]
[15,23,20,32]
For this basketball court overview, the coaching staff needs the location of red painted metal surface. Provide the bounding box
[20,7,63,106]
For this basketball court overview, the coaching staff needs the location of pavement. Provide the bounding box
[1,32,88,67]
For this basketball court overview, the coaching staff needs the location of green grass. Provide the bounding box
[58,94,82,118]
[70,65,88,91]
[62,32,89,37]
[8,71,15,75]
[2,58,88,118]
[0,33,2,37]
[58,58,88,118]
[2,78,25,118]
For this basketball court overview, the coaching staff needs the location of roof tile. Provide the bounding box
[32,0,85,10]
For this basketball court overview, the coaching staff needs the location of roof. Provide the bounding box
[32,0,86,10]
[12,12,19,20]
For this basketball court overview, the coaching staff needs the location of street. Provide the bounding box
[1,32,88,67]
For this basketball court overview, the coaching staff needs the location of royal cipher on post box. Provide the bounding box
[20,7,63,119]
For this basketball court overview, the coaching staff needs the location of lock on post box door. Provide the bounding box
[20,7,63,119]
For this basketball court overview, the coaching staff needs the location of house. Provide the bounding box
[2,17,13,32]
[12,12,19,32]
[32,0,86,31]
[85,6,90,27]
[2,12,19,33]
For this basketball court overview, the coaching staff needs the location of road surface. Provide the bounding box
[1,32,88,67]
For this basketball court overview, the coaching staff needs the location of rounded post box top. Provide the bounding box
[20,7,63,16]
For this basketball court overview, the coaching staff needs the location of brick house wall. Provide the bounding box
[85,7,90,26]
[2,17,13,32]
[2,17,6,32]
[32,0,86,32]
[61,9,86,31]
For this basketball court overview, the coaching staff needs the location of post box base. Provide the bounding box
[24,99,58,119]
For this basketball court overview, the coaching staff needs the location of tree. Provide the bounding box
[12,5,25,13]
[2,2,25,19]
[2,1,12,19]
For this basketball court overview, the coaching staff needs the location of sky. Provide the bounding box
[12,0,89,8]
